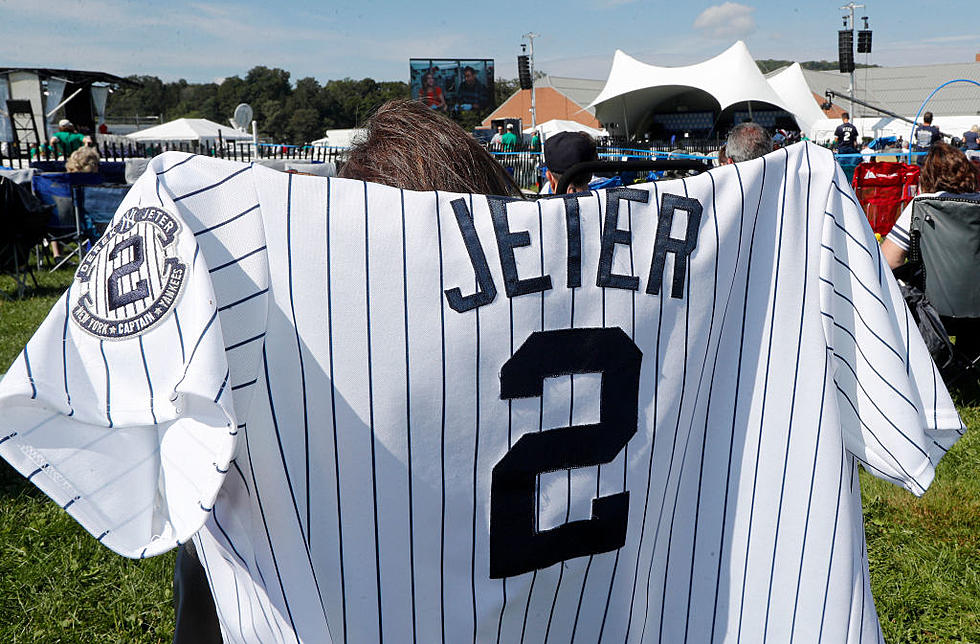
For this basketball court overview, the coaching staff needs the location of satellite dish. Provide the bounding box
[232,103,253,131]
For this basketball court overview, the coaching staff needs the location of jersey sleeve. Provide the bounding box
[0,165,240,558]
[820,165,964,496]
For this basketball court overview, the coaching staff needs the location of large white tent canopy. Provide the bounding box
[128,118,251,143]
[588,41,815,138]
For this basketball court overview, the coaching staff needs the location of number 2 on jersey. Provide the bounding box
[490,327,642,578]
[107,236,149,310]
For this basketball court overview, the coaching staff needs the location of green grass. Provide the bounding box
[1,268,175,643]
[1,268,978,642]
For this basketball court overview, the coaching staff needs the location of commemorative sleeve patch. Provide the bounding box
[70,206,188,339]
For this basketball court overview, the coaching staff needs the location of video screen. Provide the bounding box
[409,59,495,113]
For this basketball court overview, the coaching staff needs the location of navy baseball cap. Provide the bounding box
[544,132,597,174]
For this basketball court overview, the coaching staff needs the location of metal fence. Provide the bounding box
[0,139,347,170]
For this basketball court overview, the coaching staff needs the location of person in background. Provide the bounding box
[490,125,504,147]
[834,112,860,157]
[419,72,446,111]
[724,122,772,163]
[543,131,598,194]
[30,141,51,160]
[912,111,942,165]
[49,119,85,158]
[880,141,980,362]
[501,123,519,152]
[716,144,728,167]
[66,145,99,174]
[963,125,979,150]
[881,142,978,270]
[963,125,980,161]
[529,130,541,152]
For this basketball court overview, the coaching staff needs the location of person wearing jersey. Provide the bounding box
[834,112,860,157]
[912,111,942,165]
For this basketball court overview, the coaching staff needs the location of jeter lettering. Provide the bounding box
[444,188,703,313]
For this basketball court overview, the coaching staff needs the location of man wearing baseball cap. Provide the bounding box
[49,119,85,157]
[544,131,598,194]
[501,122,519,152]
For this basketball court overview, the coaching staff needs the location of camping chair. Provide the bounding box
[0,176,50,298]
[73,184,129,238]
[32,172,102,271]
[851,161,920,236]
[907,192,980,385]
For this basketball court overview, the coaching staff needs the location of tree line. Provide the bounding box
[755,59,879,74]
[106,66,520,144]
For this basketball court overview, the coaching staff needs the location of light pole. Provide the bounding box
[523,32,539,131]
[840,2,864,115]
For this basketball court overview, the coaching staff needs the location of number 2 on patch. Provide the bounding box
[490,327,642,579]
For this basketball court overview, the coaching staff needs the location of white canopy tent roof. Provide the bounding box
[766,63,826,136]
[523,119,608,140]
[588,41,810,137]
[128,118,252,143]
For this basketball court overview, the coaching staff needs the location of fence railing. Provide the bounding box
[0,139,348,171]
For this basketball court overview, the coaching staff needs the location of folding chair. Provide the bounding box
[73,184,129,239]
[908,192,980,385]
[0,176,50,298]
[851,161,920,236]
[32,172,101,271]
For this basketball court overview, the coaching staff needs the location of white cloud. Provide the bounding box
[693,2,757,40]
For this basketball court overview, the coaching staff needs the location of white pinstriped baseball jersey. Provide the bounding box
[0,142,964,643]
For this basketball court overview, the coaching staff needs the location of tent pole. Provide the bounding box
[621,97,630,142]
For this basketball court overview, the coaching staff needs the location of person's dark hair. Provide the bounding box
[841,112,850,120]
[463,66,476,75]
[923,111,933,124]
[725,122,772,162]
[919,141,979,194]
[339,99,523,197]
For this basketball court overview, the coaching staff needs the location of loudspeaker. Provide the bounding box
[857,29,872,54]
[517,55,532,90]
[838,30,855,73]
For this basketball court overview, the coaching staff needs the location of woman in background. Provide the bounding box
[881,141,978,269]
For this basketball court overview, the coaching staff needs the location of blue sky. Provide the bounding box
[3,0,978,83]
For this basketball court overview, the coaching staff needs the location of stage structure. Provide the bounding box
[587,41,824,143]
[0,67,138,147]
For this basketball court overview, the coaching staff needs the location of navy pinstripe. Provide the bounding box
[324,177,349,643]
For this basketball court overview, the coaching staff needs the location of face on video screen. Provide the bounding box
[409,58,495,112]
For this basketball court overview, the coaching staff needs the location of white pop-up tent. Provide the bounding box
[523,119,608,140]
[128,118,252,144]
[311,128,366,149]
[588,41,807,138]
